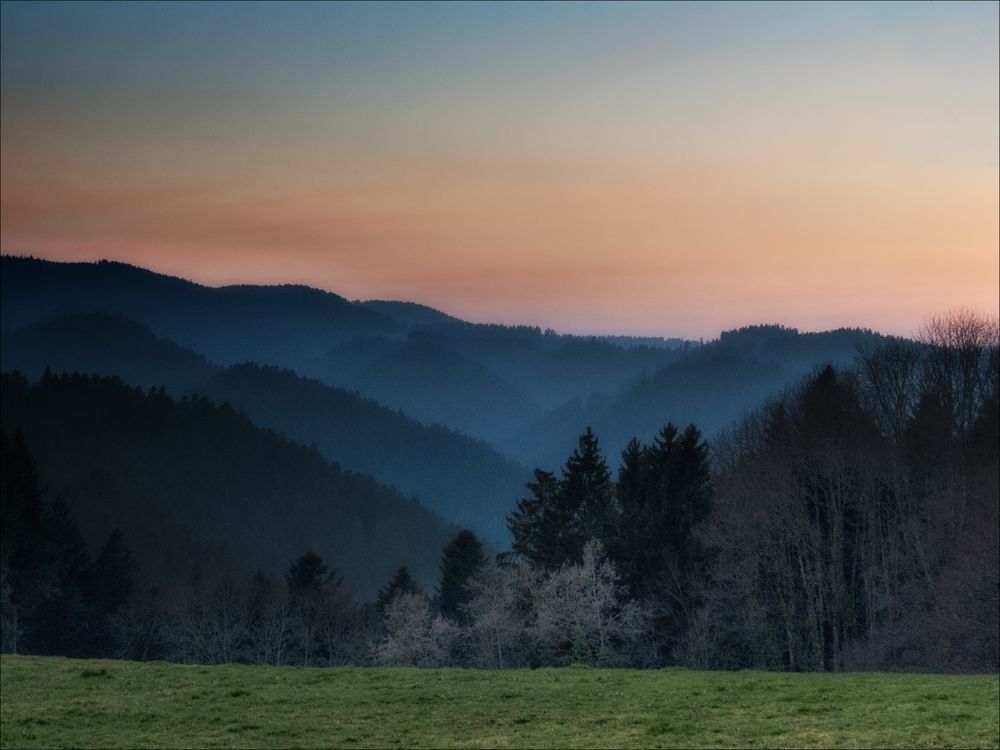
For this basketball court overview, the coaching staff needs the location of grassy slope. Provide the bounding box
[1,656,997,749]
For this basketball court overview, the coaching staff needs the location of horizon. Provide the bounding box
[1,251,940,341]
[2,1,998,339]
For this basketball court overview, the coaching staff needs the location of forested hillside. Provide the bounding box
[499,325,888,467]
[1,257,995,675]
[3,258,889,468]
[1,313,529,542]
[0,256,397,370]
[0,372,458,598]
[195,363,528,541]
[1,312,217,392]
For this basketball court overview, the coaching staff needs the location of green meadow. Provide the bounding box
[1,655,997,749]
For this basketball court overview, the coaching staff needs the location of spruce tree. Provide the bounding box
[509,428,617,569]
[33,498,92,655]
[436,530,486,623]
[286,552,329,603]
[559,426,615,554]
[0,429,48,589]
[376,566,422,612]
[612,438,645,595]
[508,469,559,566]
[0,429,51,653]
[91,530,136,615]
[89,529,137,655]
[285,552,337,666]
[634,423,712,659]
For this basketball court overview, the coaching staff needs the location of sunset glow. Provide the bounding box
[2,1,997,338]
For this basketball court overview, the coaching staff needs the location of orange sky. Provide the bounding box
[2,2,997,337]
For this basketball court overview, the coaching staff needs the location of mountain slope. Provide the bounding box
[0,313,528,541]
[0,256,397,370]
[500,325,888,469]
[0,372,459,598]
[360,300,463,328]
[1,258,890,470]
[315,339,542,443]
[195,363,529,541]
[1,312,217,393]
[1,257,688,444]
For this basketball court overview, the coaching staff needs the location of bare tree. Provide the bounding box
[315,580,359,666]
[463,563,537,669]
[113,585,170,662]
[374,592,456,667]
[246,572,291,666]
[857,338,923,442]
[919,308,999,436]
[170,575,251,664]
[0,563,19,654]
[533,540,649,666]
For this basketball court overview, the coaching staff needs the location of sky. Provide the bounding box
[2,1,997,338]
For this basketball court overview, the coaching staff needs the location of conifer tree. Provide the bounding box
[508,469,559,567]
[89,529,137,655]
[559,426,615,556]
[612,438,644,595]
[285,552,332,666]
[612,423,713,660]
[510,429,620,569]
[286,552,329,603]
[32,497,92,655]
[436,530,486,623]
[376,566,422,612]
[91,530,137,615]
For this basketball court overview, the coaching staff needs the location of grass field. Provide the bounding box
[1,655,997,749]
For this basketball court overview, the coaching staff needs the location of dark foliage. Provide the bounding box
[0,371,458,599]
[436,531,486,624]
[376,567,423,613]
[508,423,713,660]
[0,429,136,656]
[194,363,528,543]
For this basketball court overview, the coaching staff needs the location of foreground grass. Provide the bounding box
[1,656,997,749]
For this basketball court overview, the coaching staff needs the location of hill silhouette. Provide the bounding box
[1,313,529,541]
[1,312,217,392]
[1,256,396,371]
[1,372,458,598]
[2,256,889,472]
[195,363,529,541]
[498,325,888,468]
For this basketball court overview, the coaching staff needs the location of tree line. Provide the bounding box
[1,310,996,671]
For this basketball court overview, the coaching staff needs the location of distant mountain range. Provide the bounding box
[1,256,396,370]
[1,254,893,596]
[498,325,889,468]
[1,255,690,446]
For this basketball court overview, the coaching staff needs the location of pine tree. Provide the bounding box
[609,423,713,661]
[559,426,615,555]
[509,428,617,569]
[508,469,559,566]
[0,428,50,653]
[376,566,422,612]
[436,530,486,623]
[285,552,332,666]
[665,425,713,557]
[612,438,644,596]
[32,498,92,655]
[89,529,137,656]
[91,530,136,615]
[286,552,329,603]
[0,429,49,591]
